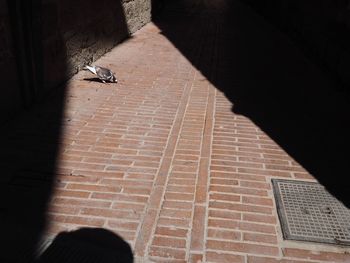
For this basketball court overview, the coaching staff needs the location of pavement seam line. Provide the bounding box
[134,74,193,257]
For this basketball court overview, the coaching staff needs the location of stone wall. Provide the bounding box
[240,0,350,87]
[0,0,151,123]
[42,0,151,88]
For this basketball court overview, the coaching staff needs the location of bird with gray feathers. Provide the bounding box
[84,65,117,83]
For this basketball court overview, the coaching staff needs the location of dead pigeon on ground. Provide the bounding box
[84,65,117,83]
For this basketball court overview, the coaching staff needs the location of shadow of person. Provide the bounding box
[37,228,133,263]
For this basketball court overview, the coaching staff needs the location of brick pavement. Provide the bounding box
[2,0,350,262]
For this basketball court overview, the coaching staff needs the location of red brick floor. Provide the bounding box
[2,1,350,263]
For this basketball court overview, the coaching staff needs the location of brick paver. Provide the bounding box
[2,0,350,262]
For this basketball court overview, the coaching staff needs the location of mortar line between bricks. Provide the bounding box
[189,82,212,258]
[270,172,285,259]
[198,15,220,262]
[187,83,209,261]
[144,18,216,261]
[146,79,195,261]
[209,249,330,263]
[203,86,216,263]
[134,76,194,258]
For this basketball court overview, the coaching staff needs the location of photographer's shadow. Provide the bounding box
[37,228,133,263]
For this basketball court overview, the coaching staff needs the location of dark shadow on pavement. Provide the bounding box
[0,0,131,262]
[83,77,106,83]
[153,0,350,206]
[37,228,133,263]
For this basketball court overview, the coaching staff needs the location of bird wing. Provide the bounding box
[85,65,97,75]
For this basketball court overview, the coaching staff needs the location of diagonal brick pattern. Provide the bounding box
[49,24,195,246]
[2,0,350,262]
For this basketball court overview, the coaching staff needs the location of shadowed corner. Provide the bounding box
[36,228,133,263]
[0,0,135,262]
[152,0,350,207]
[151,0,166,20]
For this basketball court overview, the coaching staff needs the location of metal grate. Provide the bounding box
[272,179,350,246]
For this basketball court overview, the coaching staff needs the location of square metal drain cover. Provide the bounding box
[272,179,350,246]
